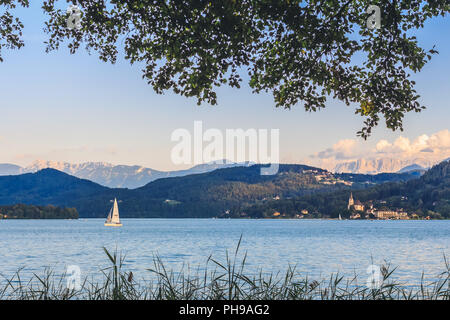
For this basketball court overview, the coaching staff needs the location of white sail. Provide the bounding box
[104,198,122,226]
[111,198,120,224]
[106,208,112,223]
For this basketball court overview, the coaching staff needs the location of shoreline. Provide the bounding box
[1,217,448,220]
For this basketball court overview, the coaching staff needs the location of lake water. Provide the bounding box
[0,219,449,286]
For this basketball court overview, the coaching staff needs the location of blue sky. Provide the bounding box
[0,2,449,170]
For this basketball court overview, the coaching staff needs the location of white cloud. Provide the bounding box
[307,130,450,169]
[312,139,361,160]
[375,130,450,157]
[375,139,391,152]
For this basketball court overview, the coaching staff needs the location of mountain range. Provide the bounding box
[0,163,419,218]
[332,157,440,174]
[0,160,251,189]
[0,158,436,189]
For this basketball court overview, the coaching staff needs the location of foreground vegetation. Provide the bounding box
[1,243,449,300]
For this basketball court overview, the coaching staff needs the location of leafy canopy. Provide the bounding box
[1,1,449,138]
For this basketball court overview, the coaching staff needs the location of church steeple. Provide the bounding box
[348,192,354,210]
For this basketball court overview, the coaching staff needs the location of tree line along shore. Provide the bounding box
[0,204,78,219]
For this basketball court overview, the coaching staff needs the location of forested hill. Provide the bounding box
[0,168,109,215]
[0,164,419,218]
[66,164,420,217]
[244,160,450,219]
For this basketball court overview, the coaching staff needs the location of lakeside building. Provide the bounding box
[373,210,409,219]
[347,192,354,210]
[347,193,409,220]
[315,173,352,186]
[348,193,365,211]
[353,200,365,212]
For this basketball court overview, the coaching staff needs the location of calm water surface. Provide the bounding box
[0,219,449,284]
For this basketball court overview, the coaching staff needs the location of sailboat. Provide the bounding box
[339,214,342,220]
[104,198,122,227]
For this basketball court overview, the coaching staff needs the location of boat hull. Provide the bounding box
[104,223,123,227]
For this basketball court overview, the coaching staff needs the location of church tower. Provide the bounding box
[348,192,354,210]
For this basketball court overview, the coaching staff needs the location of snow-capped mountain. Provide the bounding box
[0,164,22,175]
[0,160,250,189]
[333,158,438,174]
[2,157,445,187]
[21,160,167,189]
[397,164,427,173]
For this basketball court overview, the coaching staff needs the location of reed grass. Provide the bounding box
[1,238,449,300]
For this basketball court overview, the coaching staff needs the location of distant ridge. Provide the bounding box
[0,163,22,175]
[3,157,446,186]
[0,168,108,216]
[0,160,251,189]
[333,158,440,174]
[0,164,418,218]
[397,164,426,174]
